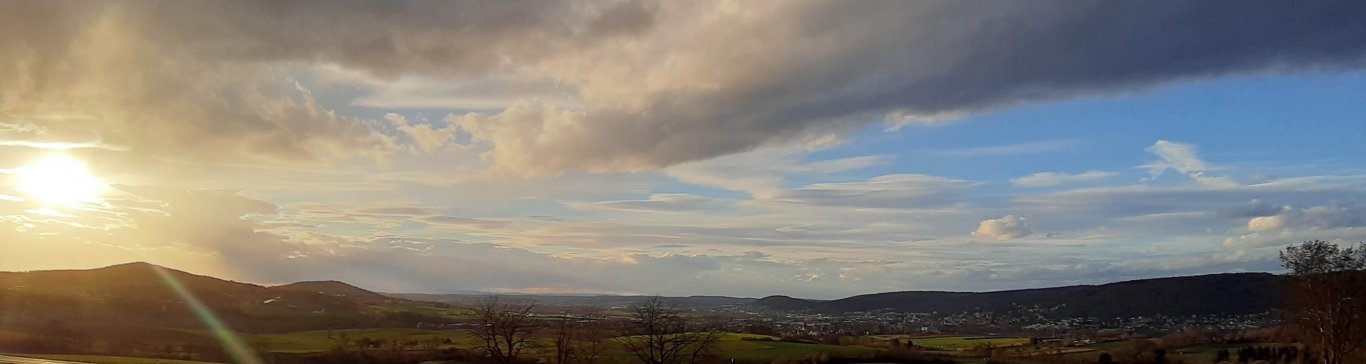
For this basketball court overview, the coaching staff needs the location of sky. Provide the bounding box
[1,1,1365,299]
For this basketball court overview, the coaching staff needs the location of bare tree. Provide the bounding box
[549,308,616,364]
[473,296,539,364]
[575,309,614,364]
[621,296,723,364]
[1280,240,1366,364]
[551,311,577,364]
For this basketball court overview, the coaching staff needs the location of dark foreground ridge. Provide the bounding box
[0,262,429,333]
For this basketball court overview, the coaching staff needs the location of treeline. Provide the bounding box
[1212,345,1315,363]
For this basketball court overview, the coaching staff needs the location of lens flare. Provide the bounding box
[152,265,263,364]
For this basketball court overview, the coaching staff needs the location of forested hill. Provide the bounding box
[753,272,1283,318]
[0,262,449,333]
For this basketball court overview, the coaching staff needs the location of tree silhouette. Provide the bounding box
[472,296,539,364]
[1279,240,1366,364]
[620,296,722,364]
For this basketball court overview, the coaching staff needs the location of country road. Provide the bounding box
[0,355,89,364]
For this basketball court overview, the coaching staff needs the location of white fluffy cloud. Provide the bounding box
[386,113,458,154]
[1243,203,1366,233]
[1248,214,1289,232]
[973,215,1033,241]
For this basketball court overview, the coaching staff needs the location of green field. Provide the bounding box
[10,330,895,363]
[708,334,876,361]
[8,354,221,364]
[246,328,480,353]
[247,330,879,362]
[875,335,1030,351]
[367,302,475,320]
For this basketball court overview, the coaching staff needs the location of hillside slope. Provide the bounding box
[0,262,446,333]
[270,280,391,303]
[753,273,1283,318]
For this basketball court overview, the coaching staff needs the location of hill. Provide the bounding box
[0,262,452,334]
[270,280,391,303]
[752,272,1284,318]
[752,295,825,311]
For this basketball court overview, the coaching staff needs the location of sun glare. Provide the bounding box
[14,154,107,207]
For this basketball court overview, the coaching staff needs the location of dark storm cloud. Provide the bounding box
[451,0,1366,173]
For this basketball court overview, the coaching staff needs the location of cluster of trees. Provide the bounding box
[1083,241,1365,364]
[470,295,723,364]
[1080,240,1365,364]
[1213,345,1314,363]
[1277,240,1365,364]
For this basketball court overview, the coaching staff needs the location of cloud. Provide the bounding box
[1220,199,1285,218]
[1014,175,1366,234]
[973,215,1033,241]
[441,1,1366,174]
[4,1,1366,298]
[0,7,402,168]
[351,205,444,217]
[1248,214,1288,232]
[0,182,308,277]
[1144,140,1238,187]
[665,144,891,197]
[932,140,1078,157]
[1012,170,1117,187]
[1243,203,1366,233]
[414,216,514,230]
[882,111,968,131]
[7,2,1363,175]
[385,114,459,154]
[769,174,974,208]
[568,194,722,212]
[1222,227,1366,250]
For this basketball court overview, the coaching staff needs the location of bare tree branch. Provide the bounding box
[621,296,723,364]
[472,296,539,364]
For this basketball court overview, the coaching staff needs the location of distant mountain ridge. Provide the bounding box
[390,292,754,308]
[752,272,1284,318]
[0,263,1286,327]
[271,280,391,303]
[390,272,1285,319]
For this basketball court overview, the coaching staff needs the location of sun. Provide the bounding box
[14,154,107,207]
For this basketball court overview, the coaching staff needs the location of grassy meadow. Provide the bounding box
[10,354,221,364]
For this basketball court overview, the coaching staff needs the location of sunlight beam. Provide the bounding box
[151,265,264,364]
